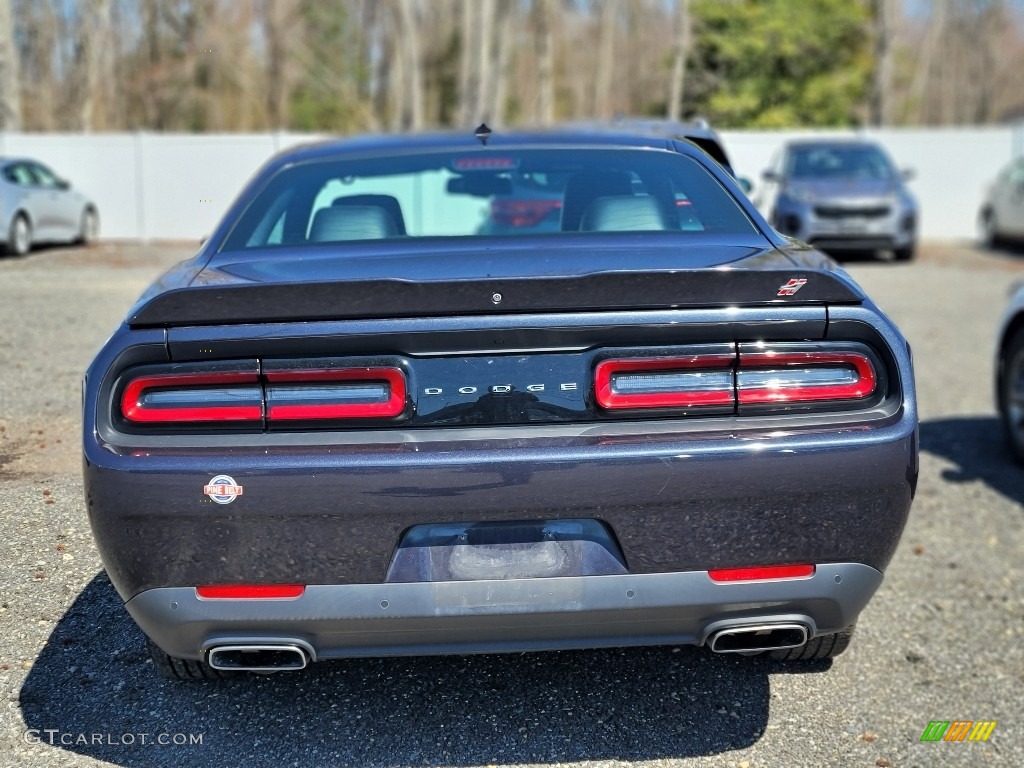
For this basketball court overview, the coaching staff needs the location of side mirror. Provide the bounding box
[761,169,780,183]
[901,168,915,181]
[737,177,753,195]
[56,179,71,191]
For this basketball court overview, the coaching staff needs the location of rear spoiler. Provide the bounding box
[127,270,863,327]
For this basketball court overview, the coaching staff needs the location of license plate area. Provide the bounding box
[385,519,628,583]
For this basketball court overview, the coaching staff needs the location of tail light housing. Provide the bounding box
[594,346,736,411]
[737,342,880,410]
[117,359,408,429]
[119,363,263,424]
[264,367,406,421]
[594,342,883,415]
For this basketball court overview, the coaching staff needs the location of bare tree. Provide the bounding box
[593,0,616,119]
[73,0,116,131]
[457,0,499,125]
[869,0,894,125]
[533,0,556,124]
[667,0,690,121]
[260,0,299,130]
[457,0,475,124]
[0,0,21,129]
[908,0,947,124]
[396,0,424,130]
[488,0,512,125]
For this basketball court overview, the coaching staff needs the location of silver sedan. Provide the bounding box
[980,156,1024,248]
[0,158,99,256]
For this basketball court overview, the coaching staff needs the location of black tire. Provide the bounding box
[981,208,1002,250]
[5,214,31,256]
[766,625,855,662]
[147,639,233,681]
[998,326,1024,465]
[77,207,99,246]
[893,242,916,262]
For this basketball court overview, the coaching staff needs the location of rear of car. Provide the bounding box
[980,156,1024,248]
[761,140,917,261]
[83,133,917,678]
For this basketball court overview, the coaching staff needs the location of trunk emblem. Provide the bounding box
[204,475,244,505]
[778,278,808,296]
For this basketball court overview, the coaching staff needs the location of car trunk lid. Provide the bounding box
[126,238,863,327]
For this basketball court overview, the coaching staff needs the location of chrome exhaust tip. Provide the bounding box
[708,623,808,654]
[207,644,309,672]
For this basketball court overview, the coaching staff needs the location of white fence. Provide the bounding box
[1,126,1022,243]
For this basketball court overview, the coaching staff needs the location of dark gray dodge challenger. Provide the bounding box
[83,130,918,679]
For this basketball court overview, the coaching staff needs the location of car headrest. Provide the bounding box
[560,170,634,230]
[579,195,670,232]
[331,194,407,235]
[309,205,399,242]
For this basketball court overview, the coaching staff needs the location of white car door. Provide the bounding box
[5,163,55,241]
[29,163,81,241]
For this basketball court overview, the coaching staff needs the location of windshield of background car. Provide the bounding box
[220,148,758,251]
[787,145,895,182]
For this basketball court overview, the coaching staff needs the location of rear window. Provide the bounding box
[221,148,757,251]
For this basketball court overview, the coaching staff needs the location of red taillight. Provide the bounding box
[708,564,815,582]
[121,372,263,423]
[453,156,519,171]
[737,350,876,405]
[265,367,406,420]
[121,364,407,426]
[490,198,563,227]
[594,354,735,410]
[196,585,305,599]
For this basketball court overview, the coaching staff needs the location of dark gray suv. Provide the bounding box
[757,139,917,261]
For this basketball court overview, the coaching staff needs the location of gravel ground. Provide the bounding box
[0,240,1021,768]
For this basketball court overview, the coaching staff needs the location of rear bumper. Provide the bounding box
[807,235,912,252]
[129,562,882,661]
[85,414,915,600]
[774,199,915,250]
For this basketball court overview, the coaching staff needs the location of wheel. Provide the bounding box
[766,625,855,662]
[981,208,1002,249]
[998,327,1024,465]
[77,207,99,245]
[5,214,31,256]
[894,242,915,262]
[147,638,233,681]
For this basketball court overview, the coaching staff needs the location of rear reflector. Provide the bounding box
[738,350,876,404]
[708,564,815,582]
[121,372,263,423]
[595,353,736,410]
[196,585,305,599]
[265,367,406,420]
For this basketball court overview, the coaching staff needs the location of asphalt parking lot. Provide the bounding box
[0,240,1021,768]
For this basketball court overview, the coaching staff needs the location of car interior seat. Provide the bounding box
[560,170,634,231]
[579,195,671,232]
[309,205,399,242]
[331,194,407,235]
